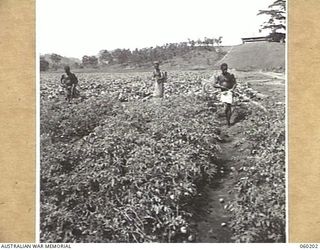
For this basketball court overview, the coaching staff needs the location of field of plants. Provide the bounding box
[40,70,285,243]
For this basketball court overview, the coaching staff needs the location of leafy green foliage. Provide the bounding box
[40,71,285,243]
[40,72,223,242]
[228,99,285,243]
[258,0,286,35]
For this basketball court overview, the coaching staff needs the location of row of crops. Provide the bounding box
[228,97,285,242]
[40,71,285,242]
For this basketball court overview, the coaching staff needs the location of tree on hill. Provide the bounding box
[111,49,132,65]
[98,50,113,65]
[214,36,223,47]
[50,53,62,70]
[82,55,99,68]
[203,37,210,47]
[188,38,196,48]
[258,0,286,41]
[40,56,49,71]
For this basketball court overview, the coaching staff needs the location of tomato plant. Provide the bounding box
[40,71,285,243]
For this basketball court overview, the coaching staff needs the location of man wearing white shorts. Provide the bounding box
[214,63,237,127]
[152,61,167,98]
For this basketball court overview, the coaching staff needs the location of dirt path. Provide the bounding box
[258,71,285,80]
[215,46,234,67]
[192,113,245,242]
[193,81,285,242]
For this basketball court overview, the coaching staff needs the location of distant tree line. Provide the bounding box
[40,37,223,71]
[98,37,222,67]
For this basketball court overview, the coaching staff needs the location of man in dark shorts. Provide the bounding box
[60,65,78,103]
[214,63,237,127]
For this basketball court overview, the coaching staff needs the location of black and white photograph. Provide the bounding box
[38,0,286,243]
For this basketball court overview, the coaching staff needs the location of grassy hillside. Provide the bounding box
[217,42,285,72]
[98,43,285,72]
[161,49,226,71]
[43,42,285,73]
[98,43,284,72]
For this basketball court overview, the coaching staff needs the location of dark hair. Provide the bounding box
[220,63,228,69]
[64,65,70,71]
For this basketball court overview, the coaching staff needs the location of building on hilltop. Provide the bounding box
[241,32,286,44]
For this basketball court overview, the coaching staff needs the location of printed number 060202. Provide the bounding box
[300,244,318,248]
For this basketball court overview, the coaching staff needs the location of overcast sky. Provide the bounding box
[37,0,274,59]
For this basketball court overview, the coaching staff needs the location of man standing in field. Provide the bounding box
[152,61,167,98]
[61,65,79,103]
[214,63,237,127]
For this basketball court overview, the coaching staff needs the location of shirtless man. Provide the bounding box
[214,63,237,126]
[60,66,78,102]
